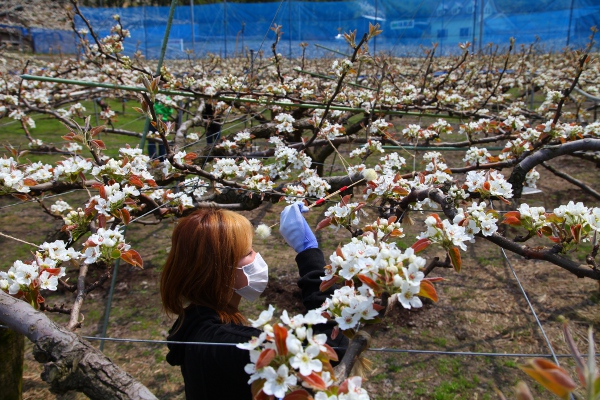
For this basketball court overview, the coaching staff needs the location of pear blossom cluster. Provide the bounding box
[463,170,513,199]
[179,177,208,200]
[332,59,354,77]
[368,118,392,134]
[348,140,384,160]
[243,174,275,192]
[92,154,154,186]
[282,184,306,204]
[0,239,82,298]
[211,158,240,179]
[268,141,312,180]
[147,188,194,208]
[428,118,453,135]
[298,168,331,199]
[402,124,437,140]
[418,152,453,185]
[463,147,492,166]
[237,304,369,400]
[0,157,52,194]
[82,227,129,264]
[418,214,472,251]
[554,201,600,233]
[525,168,540,188]
[216,130,254,152]
[323,199,367,229]
[54,156,93,183]
[364,172,411,201]
[319,121,346,140]
[274,113,295,133]
[452,201,499,237]
[57,103,87,119]
[514,203,548,232]
[322,233,429,329]
[50,199,73,215]
[374,152,406,175]
[86,182,140,216]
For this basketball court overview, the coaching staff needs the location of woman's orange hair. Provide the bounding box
[160,208,252,325]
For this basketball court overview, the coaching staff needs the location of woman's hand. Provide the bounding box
[279,202,318,253]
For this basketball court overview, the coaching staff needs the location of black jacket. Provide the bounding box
[166,248,348,400]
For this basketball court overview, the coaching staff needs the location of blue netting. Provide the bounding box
[28,0,600,58]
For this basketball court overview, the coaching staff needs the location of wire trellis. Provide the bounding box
[1,6,591,393]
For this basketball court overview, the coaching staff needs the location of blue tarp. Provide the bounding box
[26,0,600,58]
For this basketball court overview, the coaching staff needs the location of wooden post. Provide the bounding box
[0,327,24,400]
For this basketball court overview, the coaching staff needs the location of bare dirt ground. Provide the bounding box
[1,133,598,399]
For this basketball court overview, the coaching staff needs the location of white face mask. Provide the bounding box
[234,253,268,302]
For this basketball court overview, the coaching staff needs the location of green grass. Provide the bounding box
[1,98,149,163]
[433,375,479,400]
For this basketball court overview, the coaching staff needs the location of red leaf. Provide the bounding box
[357,274,381,292]
[129,175,144,188]
[121,208,131,225]
[320,343,339,362]
[335,246,344,259]
[570,224,581,243]
[411,238,432,253]
[391,186,409,196]
[89,125,106,137]
[273,323,288,356]
[97,214,106,229]
[418,280,438,302]
[300,372,327,391]
[250,379,269,400]
[502,216,521,225]
[316,217,332,231]
[354,202,366,212]
[338,378,350,394]
[22,178,37,186]
[120,249,143,269]
[43,268,62,276]
[431,213,443,229]
[448,247,462,273]
[90,139,106,150]
[183,152,197,162]
[423,277,444,283]
[283,389,313,400]
[11,193,29,201]
[255,348,275,369]
[36,292,45,306]
[319,275,340,292]
[84,199,97,216]
[331,325,339,340]
[519,358,577,398]
[340,194,352,207]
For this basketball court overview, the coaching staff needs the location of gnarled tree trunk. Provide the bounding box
[0,291,157,400]
[0,327,24,400]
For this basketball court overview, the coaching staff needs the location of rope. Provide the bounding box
[0,231,38,247]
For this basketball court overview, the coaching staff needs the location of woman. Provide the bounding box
[161,204,346,399]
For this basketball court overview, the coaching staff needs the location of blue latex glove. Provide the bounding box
[280,202,318,253]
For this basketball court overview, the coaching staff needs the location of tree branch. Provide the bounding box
[508,138,600,197]
[0,291,157,399]
[541,161,600,201]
